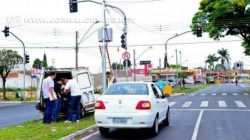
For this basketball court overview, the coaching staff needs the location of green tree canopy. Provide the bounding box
[205,54,219,70]
[217,48,231,65]
[191,0,250,54]
[32,58,42,68]
[0,49,23,100]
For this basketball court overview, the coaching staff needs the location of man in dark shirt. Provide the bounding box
[52,79,64,122]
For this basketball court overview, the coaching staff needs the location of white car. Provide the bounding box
[94,82,170,137]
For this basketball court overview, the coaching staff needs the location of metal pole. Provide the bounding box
[133,49,136,82]
[10,32,25,101]
[75,31,79,70]
[175,49,179,84]
[101,0,107,92]
[164,31,191,69]
[179,51,182,71]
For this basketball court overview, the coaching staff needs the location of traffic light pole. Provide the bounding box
[9,32,26,101]
[164,31,191,69]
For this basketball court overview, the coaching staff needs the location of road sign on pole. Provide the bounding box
[122,52,130,60]
[140,60,151,65]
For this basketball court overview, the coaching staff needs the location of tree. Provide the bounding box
[205,54,219,70]
[191,0,250,55]
[0,49,22,100]
[112,62,123,70]
[32,58,42,69]
[217,48,230,66]
[43,53,48,68]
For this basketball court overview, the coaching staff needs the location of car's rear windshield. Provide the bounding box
[105,83,148,95]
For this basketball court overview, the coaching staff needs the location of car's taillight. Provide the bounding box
[95,100,106,109]
[136,101,151,110]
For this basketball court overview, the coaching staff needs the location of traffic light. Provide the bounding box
[196,26,202,37]
[69,0,78,13]
[25,55,30,64]
[121,33,126,49]
[2,26,9,37]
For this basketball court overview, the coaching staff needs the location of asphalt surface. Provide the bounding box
[0,103,40,128]
[83,83,250,140]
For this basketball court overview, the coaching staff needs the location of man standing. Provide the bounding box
[42,72,57,124]
[63,78,82,123]
[106,71,116,88]
[154,74,165,92]
[52,78,64,122]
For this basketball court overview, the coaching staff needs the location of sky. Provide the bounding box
[0,0,249,73]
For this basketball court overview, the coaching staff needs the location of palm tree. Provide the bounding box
[205,54,219,70]
[217,48,230,66]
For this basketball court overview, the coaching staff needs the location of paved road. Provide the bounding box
[83,83,250,140]
[0,103,40,128]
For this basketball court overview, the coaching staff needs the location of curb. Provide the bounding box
[59,125,98,140]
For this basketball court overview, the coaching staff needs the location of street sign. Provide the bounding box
[140,60,151,65]
[122,52,130,60]
[123,59,131,67]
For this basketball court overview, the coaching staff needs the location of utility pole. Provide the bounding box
[159,58,161,70]
[101,0,107,92]
[175,49,179,82]
[133,49,136,82]
[75,31,79,70]
[179,51,182,71]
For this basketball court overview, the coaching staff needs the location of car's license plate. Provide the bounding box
[113,118,127,124]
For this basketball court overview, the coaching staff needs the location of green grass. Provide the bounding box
[0,115,95,140]
[173,84,212,94]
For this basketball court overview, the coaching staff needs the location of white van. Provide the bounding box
[36,69,96,117]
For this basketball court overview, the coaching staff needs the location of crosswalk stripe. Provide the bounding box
[182,101,192,108]
[211,93,216,96]
[233,93,238,96]
[235,101,247,108]
[218,101,227,107]
[169,102,176,107]
[222,93,227,96]
[244,93,249,96]
[201,94,206,96]
[200,101,209,107]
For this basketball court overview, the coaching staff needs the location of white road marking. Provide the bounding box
[81,131,99,140]
[172,108,250,111]
[233,93,238,96]
[201,94,206,96]
[235,101,247,108]
[189,94,196,96]
[211,93,216,96]
[218,101,227,107]
[244,93,249,96]
[182,101,192,108]
[169,102,176,107]
[222,93,227,96]
[200,101,209,107]
[191,110,204,140]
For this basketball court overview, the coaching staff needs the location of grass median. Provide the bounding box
[0,115,95,140]
[173,84,212,94]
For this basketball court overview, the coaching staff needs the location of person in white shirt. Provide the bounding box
[42,72,56,124]
[63,78,82,122]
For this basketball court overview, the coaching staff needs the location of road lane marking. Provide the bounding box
[191,110,204,140]
[233,93,238,96]
[201,94,206,96]
[200,101,209,107]
[189,94,195,96]
[169,102,176,107]
[211,93,216,96]
[235,101,247,108]
[222,93,227,96]
[182,101,192,108]
[218,101,227,107]
[171,108,250,111]
[244,93,249,95]
[82,131,99,140]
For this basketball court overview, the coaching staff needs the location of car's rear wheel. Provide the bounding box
[150,117,159,136]
[99,127,110,137]
[163,106,170,126]
[80,105,85,118]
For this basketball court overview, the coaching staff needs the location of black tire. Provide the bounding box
[150,117,159,136]
[99,127,110,137]
[80,106,85,118]
[163,106,170,126]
